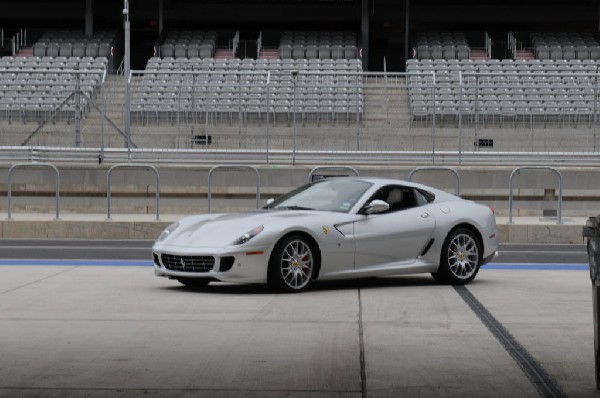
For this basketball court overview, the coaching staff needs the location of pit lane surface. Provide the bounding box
[0,241,594,397]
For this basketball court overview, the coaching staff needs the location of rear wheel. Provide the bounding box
[177,278,211,288]
[268,235,316,293]
[432,228,481,285]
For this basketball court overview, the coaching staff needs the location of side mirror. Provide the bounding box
[364,199,389,215]
[266,198,275,205]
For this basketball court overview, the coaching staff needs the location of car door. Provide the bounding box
[352,185,436,270]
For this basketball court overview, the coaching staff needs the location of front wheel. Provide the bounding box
[268,235,316,293]
[432,228,481,285]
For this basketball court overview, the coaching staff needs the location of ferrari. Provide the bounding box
[152,177,498,292]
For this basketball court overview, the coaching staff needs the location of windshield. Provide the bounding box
[266,179,373,213]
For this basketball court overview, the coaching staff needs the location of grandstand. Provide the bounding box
[0,1,599,155]
[3,0,600,223]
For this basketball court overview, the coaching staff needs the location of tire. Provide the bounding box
[432,228,481,285]
[268,235,316,293]
[177,278,211,288]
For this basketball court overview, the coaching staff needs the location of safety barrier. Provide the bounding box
[7,162,60,220]
[107,164,160,220]
[407,166,461,195]
[207,165,261,213]
[508,166,563,224]
[308,166,359,182]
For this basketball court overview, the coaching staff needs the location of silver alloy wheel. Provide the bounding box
[280,239,314,289]
[447,233,479,279]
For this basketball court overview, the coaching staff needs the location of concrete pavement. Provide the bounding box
[0,265,596,397]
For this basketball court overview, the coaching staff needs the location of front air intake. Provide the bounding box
[219,256,235,272]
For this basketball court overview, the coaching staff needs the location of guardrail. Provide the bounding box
[2,147,600,167]
[7,162,60,220]
[308,166,359,182]
[107,163,160,220]
[207,165,261,213]
[508,166,563,224]
[407,166,461,195]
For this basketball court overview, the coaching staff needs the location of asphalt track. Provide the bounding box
[0,241,596,397]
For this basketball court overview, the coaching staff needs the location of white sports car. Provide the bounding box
[152,177,498,292]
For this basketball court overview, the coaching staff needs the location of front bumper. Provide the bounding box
[152,244,270,284]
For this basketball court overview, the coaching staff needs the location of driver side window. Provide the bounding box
[370,185,418,213]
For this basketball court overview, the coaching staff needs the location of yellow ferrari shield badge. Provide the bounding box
[322,226,329,235]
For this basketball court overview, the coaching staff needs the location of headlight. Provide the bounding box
[233,225,264,245]
[158,222,180,241]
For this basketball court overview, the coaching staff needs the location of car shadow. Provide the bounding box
[159,274,472,295]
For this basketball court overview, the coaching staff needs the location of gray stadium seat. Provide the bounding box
[590,46,600,60]
[536,45,550,60]
[199,44,213,59]
[344,45,357,59]
[456,45,470,60]
[305,45,318,59]
[98,43,112,58]
[331,45,344,59]
[187,43,200,58]
[174,44,187,58]
[442,45,455,60]
[59,43,73,57]
[550,46,563,60]
[85,42,99,57]
[318,45,331,59]
[161,43,174,58]
[562,46,576,60]
[33,43,46,57]
[292,45,305,60]
[430,45,443,59]
[46,43,60,57]
[279,44,292,59]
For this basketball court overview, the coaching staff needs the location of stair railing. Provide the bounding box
[257,32,262,59]
[232,31,240,58]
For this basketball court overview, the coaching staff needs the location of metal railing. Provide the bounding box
[3,162,575,221]
[207,165,261,213]
[407,167,461,195]
[308,166,359,182]
[485,31,492,59]
[107,163,160,220]
[508,166,563,224]
[2,66,600,163]
[7,162,60,220]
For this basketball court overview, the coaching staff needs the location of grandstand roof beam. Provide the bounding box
[361,0,369,71]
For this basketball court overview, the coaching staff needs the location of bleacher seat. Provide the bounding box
[407,58,600,128]
[131,57,363,127]
[0,55,109,124]
[278,31,359,60]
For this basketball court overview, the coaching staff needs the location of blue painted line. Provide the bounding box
[0,259,154,266]
[484,263,588,271]
[0,260,589,270]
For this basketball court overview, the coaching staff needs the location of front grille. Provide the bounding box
[161,254,215,273]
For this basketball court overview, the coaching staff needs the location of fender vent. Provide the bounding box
[420,239,435,256]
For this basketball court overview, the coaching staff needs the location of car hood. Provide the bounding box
[157,210,337,248]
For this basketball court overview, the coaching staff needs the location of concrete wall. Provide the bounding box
[0,163,599,217]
